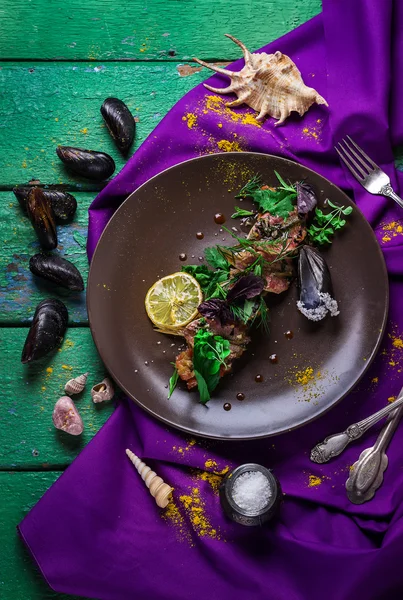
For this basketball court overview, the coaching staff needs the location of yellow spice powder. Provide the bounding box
[295,367,315,386]
[179,487,219,539]
[217,139,242,152]
[182,112,198,129]
[204,95,261,127]
[308,475,322,487]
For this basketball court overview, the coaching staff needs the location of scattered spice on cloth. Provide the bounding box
[216,139,242,152]
[179,487,220,539]
[232,471,272,512]
[308,475,322,487]
[182,112,198,129]
[203,95,262,128]
[379,220,403,243]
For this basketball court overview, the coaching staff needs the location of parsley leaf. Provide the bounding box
[168,367,179,399]
[204,246,230,270]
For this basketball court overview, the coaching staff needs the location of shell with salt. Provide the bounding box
[194,34,328,125]
[126,449,173,508]
[64,372,89,395]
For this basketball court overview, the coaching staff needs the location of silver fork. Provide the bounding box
[335,136,403,209]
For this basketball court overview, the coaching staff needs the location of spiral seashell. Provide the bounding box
[91,377,114,403]
[194,34,328,125]
[64,372,89,395]
[126,449,173,508]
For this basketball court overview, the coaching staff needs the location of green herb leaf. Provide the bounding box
[193,330,230,403]
[204,246,230,270]
[235,176,296,219]
[168,367,179,399]
[194,370,211,404]
[308,200,352,246]
[231,206,255,219]
[274,170,296,192]
[181,265,215,292]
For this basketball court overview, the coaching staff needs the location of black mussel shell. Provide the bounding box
[101,97,135,152]
[56,146,115,181]
[29,254,84,291]
[21,298,68,363]
[297,246,338,321]
[26,188,58,250]
[13,187,77,222]
[296,182,318,215]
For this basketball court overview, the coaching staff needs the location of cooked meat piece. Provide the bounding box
[176,348,197,389]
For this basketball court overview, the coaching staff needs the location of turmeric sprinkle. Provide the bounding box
[204,95,261,128]
[295,367,315,386]
[182,112,198,129]
[162,498,193,546]
[388,396,396,403]
[308,475,322,487]
[217,139,242,152]
[380,221,403,244]
[204,459,218,469]
[179,487,220,539]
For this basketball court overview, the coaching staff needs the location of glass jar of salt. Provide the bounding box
[219,463,281,526]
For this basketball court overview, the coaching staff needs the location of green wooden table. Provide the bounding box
[0,2,322,597]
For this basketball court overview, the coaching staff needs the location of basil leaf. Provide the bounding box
[168,367,179,399]
[194,370,211,404]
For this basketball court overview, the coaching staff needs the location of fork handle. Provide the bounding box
[380,183,403,210]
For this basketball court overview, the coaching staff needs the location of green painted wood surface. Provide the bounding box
[0,192,92,324]
[0,471,79,600]
[0,2,324,598]
[0,62,209,188]
[0,327,113,468]
[0,0,321,61]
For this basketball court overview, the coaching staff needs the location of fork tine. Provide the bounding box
[337,141,368,179]
[343,138,374,175]
[335,145,364,181]
[346,135,378,169]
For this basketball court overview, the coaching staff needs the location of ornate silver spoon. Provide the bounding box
[345,405,403,504]
[310,387,403,464]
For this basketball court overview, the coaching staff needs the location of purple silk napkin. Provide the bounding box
[19,0,403,598]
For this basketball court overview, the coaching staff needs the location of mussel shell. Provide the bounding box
[26,188,58,250]
[13,187,77,222]
[56,146,115,181]
[298,246,333,310]
[101,97,135,152]
[29,253,84,291]
[21,298,68,363]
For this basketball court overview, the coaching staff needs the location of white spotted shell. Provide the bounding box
[64,372,89,395]
[126,449,173,508]
[194,34,328,125]
[91,377,114,403]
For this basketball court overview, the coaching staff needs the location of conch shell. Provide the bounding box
[194,34,328,125]
[91,377,114,403]
[64,372,89,395]
[126,449,173,508]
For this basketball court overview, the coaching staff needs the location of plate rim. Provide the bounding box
[87,151,389,440]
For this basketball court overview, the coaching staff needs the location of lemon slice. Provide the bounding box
[145,272,203,330]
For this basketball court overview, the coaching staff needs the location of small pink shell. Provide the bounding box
[52,396,84,436]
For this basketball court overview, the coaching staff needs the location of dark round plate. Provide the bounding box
[87,152,388,440]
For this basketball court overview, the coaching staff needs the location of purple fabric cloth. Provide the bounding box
[19,0,403,598]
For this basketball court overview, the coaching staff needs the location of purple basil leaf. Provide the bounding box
[198,299,233,325]
[227,274,265,303]
[296,182,318,214]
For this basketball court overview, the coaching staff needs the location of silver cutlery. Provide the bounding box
[310,387,403,464]
[345,405,403,504]
[335,136,403,210]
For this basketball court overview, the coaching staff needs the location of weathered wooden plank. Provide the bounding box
[0,0,321,61]
[0,471,80,599]
[0,327,114,468]
[0,192,92,324]
[0,61,209,188]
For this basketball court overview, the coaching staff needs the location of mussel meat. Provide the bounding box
[297,246,339,321]
[13,187,77,222]
[26,187,57,250]
[56,146,115,181]
[101,97,135,152]
[29,253,84,291]
[21,298,68,363]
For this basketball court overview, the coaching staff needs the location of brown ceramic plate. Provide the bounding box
[87,152,388,440]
